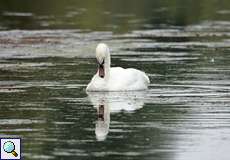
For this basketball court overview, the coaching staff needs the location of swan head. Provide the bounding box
[95,43,110,78]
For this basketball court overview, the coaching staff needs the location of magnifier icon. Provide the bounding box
[3,141,18,157]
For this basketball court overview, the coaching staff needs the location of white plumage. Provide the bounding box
[86,43,150,91]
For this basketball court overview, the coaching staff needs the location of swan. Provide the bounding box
[86,43,150,91]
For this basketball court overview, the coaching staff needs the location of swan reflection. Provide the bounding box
[87,92,146,141]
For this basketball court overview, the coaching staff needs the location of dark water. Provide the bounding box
[0,0,230,160]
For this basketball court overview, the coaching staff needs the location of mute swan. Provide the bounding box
[86,43,150,91]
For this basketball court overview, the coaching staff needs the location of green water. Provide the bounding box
[0,0,230,160]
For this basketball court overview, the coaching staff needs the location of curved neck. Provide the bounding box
[104,53,111,81]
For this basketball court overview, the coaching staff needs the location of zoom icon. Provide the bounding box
[1,138,21,159]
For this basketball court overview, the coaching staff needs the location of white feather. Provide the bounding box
[86,43,150,91]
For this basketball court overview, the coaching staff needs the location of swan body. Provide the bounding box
[86,43,150,91]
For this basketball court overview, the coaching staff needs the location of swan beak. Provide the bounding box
[98,60,105,78]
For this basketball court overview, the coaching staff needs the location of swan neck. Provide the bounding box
[104,53,110,81]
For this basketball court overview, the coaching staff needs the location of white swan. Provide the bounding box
[86,43,150,91]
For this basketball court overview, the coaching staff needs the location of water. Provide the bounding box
[0,0,230,160]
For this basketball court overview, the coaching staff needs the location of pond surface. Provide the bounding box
[0,0,230,160]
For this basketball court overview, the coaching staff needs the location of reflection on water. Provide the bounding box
[95,104,110,141]
[0,0,230,160]
[87,92,145,141]
[0,24,229,159]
